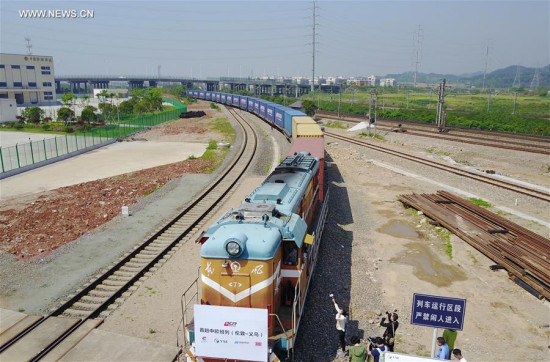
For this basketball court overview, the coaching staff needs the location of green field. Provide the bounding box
[303,88,550,135]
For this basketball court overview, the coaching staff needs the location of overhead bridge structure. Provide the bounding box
[54,76,342,96]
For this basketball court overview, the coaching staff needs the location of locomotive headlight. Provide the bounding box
[226,241,241,256]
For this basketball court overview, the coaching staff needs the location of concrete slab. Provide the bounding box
[60,329,179,361]
[0,315,42,348]
[0,308,27,334]
[0,141,207,199]
[0,316,79,361]
[41,319,103,362]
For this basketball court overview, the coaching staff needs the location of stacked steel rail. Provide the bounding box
[0,107,258,361]
[398,191,550,300]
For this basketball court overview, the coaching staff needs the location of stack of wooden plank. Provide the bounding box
[398,190,550,300]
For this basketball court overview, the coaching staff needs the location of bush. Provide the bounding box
[207,140,218,150]
[14,122,25,130]
[2,121,15,128]
[42,123,51,131]
[64,126,75,133]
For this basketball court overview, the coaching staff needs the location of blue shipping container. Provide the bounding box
[206,92,212,100]
[199,91,205,99]
[266,103,275,123]
[240,97,247,109]
[283,109,306,137]
[248,98,254,112]
[259,101,267,118]
[254,100,260,114]
[221,94,226,103]
[274,107,285,130]
[232,95,240,106]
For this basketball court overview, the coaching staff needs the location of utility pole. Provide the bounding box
[436,79,446,130]
[25,36,32,55]
[338,84,342,117]
[486,90,491,112]
[413,25,423,88]
[512,91,518,115]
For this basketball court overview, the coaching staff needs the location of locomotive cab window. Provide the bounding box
[283,241,298,266]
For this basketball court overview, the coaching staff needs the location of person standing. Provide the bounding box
[367,337,388,362]
[436,337,450,360]
[380,312,399,352]
[332,297,348,355]
[443,329,458,356]
[348,336,367,362]
[452,348,467,362]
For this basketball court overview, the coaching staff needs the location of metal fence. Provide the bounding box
[1,105,184,174]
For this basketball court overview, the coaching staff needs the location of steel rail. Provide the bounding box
[0,107,258,361]
[317,110,550,143]
[325,131,550,203]
[320,114,550,153]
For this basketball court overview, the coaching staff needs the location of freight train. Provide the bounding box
[182,91,328,361]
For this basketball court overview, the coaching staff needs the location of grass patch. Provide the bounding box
[495,210,512,216]
[207,140,218,150]
[210,117,236,143]
[427,147,451,156]
[144,286,157,295]
[324,121,348,129]
[359,131,385,140]
[18,308,25,312]
[149,328,157,334]
[469,198,492,208]
[435,227,453,259]
[210,102,220,111]
[187,155,197,160]
[143,184,161,196]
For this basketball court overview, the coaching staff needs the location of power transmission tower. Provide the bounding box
[25,37,32,55]
[482,42,490,90]
[530,67,540,90]
[311,1,319,94]
[436,79,447,131]
[512,65,521,88]
[413,25,423,88]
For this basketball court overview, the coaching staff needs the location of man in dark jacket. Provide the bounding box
[380,312,398,352]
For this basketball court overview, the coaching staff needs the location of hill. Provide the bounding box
[385,65,550,89]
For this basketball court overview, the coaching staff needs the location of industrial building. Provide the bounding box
[0,53,56,105]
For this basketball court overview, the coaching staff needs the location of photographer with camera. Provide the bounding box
[331,295,348,356]
[380,311,398,352]
[367,337,388,362]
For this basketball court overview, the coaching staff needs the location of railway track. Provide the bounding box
[325,131,550,203]
[318,111,550,153]
[0,107,258,361]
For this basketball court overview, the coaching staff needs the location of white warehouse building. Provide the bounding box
[0,53,56,105]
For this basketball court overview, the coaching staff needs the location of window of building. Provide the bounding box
[29,82,37,87]
[41,71,51,75]
[26,65,35,69]
[13,82,22,87]
[0,93,8,98]
[0,65,5,68]
[11,65,20,69]
[43,82,52,87]
[0,82,6,87]
[41,66,51,70]
[44,91,54,100]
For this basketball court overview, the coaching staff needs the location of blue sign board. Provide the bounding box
[411,293,466,330]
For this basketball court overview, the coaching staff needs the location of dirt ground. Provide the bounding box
[1,102,548,361]
[0,111,223,260]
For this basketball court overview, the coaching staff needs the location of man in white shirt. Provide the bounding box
[332,297,348,355]
[452,348,467,362]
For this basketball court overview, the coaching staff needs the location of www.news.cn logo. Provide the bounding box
[19,9,94,18]
[224,321,237,327]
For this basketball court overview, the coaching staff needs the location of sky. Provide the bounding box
[1,0,548,79]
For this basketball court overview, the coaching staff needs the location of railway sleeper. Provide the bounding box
[103,279,128,287]
[134,253,156,260]
[125,261,147,268]
[118,267,141,274]
[72,301,100,311]
[80,295,105,304]
[113,270,136,278]
[63,308,91,318]
[141,249,162,256]
[92,286,119,294]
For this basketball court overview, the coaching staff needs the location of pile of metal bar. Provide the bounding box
[398,191,550,300]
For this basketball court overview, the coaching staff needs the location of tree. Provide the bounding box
[302,100,318,116]
[98,102,114,120]
[57,107,75,125]
[133,100,148,114]
[81,105,97,123]
[22,106,45,123]
[118,99,135,114]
